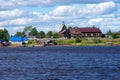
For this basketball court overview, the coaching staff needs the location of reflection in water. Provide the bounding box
[0,46,120,80]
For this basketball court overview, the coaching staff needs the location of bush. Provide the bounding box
[112,33,119,39]
[75,37,81,43]
[28,40,38,44]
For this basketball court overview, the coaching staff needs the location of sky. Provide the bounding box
[0,0,120,34]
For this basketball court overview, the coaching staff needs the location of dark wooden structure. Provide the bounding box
[70,27,102,38]
[59,22,71,38]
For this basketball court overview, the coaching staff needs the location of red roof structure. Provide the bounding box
[70,27,101,34]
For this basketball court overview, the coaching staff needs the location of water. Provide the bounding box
[0,46,120,80]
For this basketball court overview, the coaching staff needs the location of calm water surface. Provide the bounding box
[0,46,120,80]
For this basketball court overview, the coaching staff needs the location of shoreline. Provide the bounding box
[1,38,120,48]
[0,44,120,48]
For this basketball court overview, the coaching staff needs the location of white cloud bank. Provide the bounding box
[0,0,119,10]
[0,9,24,20]
[49,1,116,17]
[0,1,120,34]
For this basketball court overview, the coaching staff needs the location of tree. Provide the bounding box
[75,37,81,43]
[29,27,38,36]
[3,29,9,41]
[112,33,119,39]
[23,26,33,36]
[107,29,112,35]
[0,29,9,41]
[106,29,112,38]
[53,32,59,38]
[0,30,4,40]
[23,26,32,33]
[39,31,45,38]
[68,26,73,30]
[46,31,53,38]
[14,32,23,37]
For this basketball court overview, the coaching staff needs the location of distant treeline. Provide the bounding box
[0,26,120,42]
[14,26,59,38]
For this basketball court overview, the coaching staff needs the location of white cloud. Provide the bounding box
[0,9,24,20]
[85,1,116,14]
[12,0,51,6]
[78,1,117,17]
[0,0,16,10]
[0,27,4,30]
[0,1,120,34]
[7,26,25,35]
[49,5,80,16]
[0,18,32,26]
[101,18,120,26]
[0,0,119,10]
[101,14,116,18]
[88,17,120,33]
[10,0,120,7]
[49,1,116,18]
[89,18,103,25]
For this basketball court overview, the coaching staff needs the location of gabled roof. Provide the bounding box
[70,27,101,34]
[59,22,68,33]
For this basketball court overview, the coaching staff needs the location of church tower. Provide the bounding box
[59,21,67,34]
[59,21,71,38]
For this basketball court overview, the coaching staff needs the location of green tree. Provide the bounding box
[23,26,33,33]
[0,29,9,41]
[14,31,23,37]
[106,29,112,38]
[39,31,45,38]
[112,33,119,39]
[3,29,9,41]
[68,26,73,30]
[46,31,53,38]
[107,29,112,35]
[75,37,81,43]
[0,30,4,40]
[29,27,38,36]
[53,32,59,38]
[22,26,33,36]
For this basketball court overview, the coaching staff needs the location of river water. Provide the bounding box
[0,46,120,80]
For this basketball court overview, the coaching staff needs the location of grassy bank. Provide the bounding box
[54,38,120,46]
[26,38,120,47]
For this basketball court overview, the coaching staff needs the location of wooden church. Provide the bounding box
[59,22,71,38]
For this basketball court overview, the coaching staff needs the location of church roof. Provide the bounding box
[59,22,68,33]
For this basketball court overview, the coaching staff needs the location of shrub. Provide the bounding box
[75,37,81,43]
[112,33,119,39]
[28,40,38,44]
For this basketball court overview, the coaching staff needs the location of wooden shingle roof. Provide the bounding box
[70,27,101,34]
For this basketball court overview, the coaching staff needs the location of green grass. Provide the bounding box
[27,38,120,46]
[27,40,39,46]
[55,39,76,45]
[55,38,120,46]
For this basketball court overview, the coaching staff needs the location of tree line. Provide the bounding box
[13,26,120,39]
[106,29,120,39]
[14,26,59,38]
[0,26,119,42]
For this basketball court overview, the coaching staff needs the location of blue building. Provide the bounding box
[10,36,28,45]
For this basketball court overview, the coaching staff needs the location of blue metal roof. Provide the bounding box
[10,36,28,42]
[0,40,5,43]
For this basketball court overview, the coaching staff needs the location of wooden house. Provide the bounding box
[70,27,102,38]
